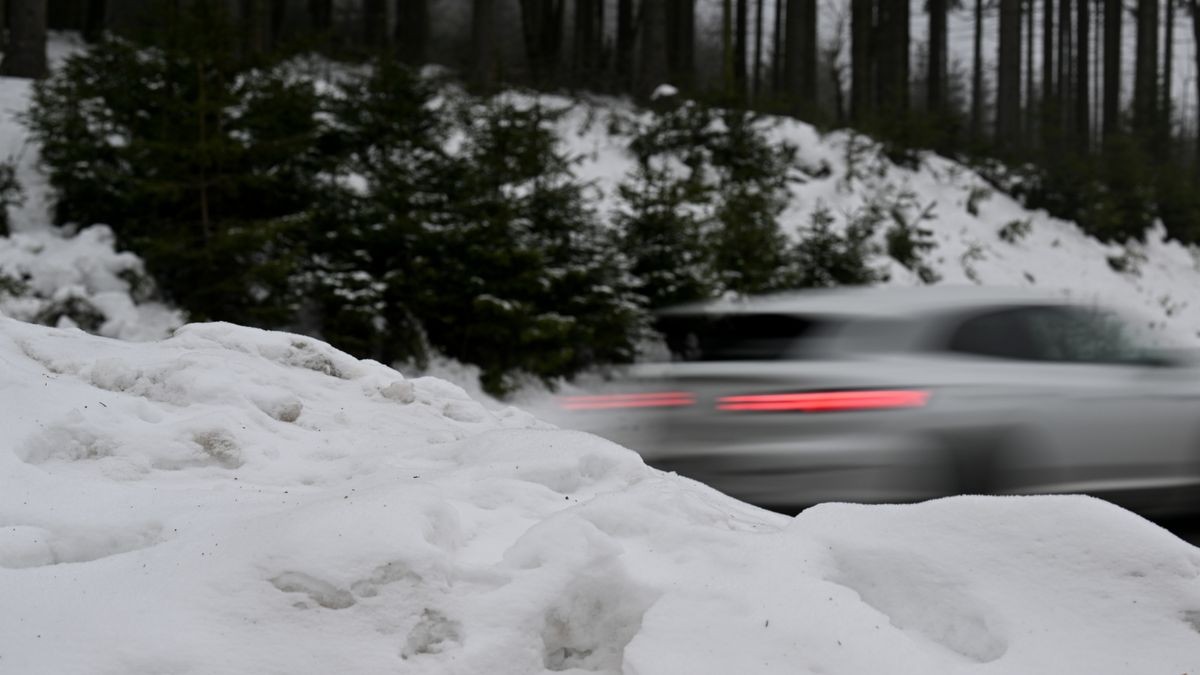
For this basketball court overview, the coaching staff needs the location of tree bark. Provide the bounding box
[1042,0,1054,117]
[1074,0,1089,153]
[971,0,983,138]
[397,0,430,65]
[996,0,1022,145]
[753,0,764,100]
[637,0,669,98]
[1162,0,1174,152]
[1,0,44,79]
[471,0,497,89]
[1133,0,1159,137]
[666,0,694,90]
[308,0,332,32]
[617,0,635,90]
[363,0,387,49]
[928,0,946,114]
[734,0,748,100]
[1102,0,1121,138]
[82,0,105,43]
[518,0,565,85]
[1190,0,1200,167]
[851,0,874,122]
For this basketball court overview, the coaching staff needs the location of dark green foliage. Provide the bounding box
[307,59,453,364]
[998,218,1032,243]
[788,206,884,288]
[707,109,796,294]
[0,161,22,236]
[28,5,323,325]
[619,101,801,304]
[431,98,644,393]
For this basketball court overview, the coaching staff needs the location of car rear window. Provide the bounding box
[655,313,832,361]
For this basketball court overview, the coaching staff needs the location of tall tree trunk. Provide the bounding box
[971,0,983,138]
[617,0,634,90]
[772,0,784,94]
[2,0,45,78]
[397,0,430,65]
[518,0,565,85]
[574,0,597,82]
[1042,0,1055,144]
[1074,0,1089,152]
[637,0,668,98]
[82,0,105,43]
[471,0,497,89]
[851,0,874,122]
[876,0,908,113]
[783,0,816,111]
[666,0,695,90]
[1133,0,1159,137]
[753,0,765,100]
[928,0,946,114]
[996,0,1023,146]
[721,0,733,95]
[1102,0,1121,138]
[734,0,748,100]
[242,0,269,56]
[363,0,387,49]
[308,0,332,32]
[1025,0,1035,142]
[1058,0,1072,132]
[801,0,816,102]
[1162,0,1175,152]
[1190,0,1200,167]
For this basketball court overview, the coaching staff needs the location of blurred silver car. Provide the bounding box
[558,286,1200,515]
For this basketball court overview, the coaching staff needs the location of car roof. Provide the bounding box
[658,285,1069,320]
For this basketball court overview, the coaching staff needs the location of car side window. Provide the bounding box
[946,305,1154,365]
[945,308,1041,361]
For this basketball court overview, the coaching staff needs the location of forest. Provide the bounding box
[1,0,1198,391]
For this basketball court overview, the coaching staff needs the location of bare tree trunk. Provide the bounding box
[771,0,783,93]
[1133,0,1159,137]
[82,0,105,43]
[753,0,764,100]
[363,0,387,49]
[666,0,695,91]
[996,0,1022,146]
[851,0,874,122]
[518,0,566,85]
[1102,0,1121,139]
[397,0,430,65]
[308,0,332,32]
[1042,0,1054,124]
[617,0,634,90]
[722,0,734,96]
[1162,0,1175,153]
[1059,0,1072,132]
[2,0,45,78]
[927,0,946,114]
[637,0,669,98]
[1074,0,1089,152]
[734,0,748,100]
[971,0,983,139]
[471,0,497,89]
[1190,0,1200,167]
[1025,0,1034,142]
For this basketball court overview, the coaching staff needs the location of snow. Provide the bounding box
[2,316,1199,673]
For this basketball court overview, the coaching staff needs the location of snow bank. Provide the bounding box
[0,225,182,340]
[2,317,1198,673]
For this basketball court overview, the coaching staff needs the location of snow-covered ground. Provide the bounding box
[2,316,1199,674]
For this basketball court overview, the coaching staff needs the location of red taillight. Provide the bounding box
[717,389,930,413]
[559,392,696,411]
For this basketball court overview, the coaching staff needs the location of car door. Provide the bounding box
[939,305,1200,500]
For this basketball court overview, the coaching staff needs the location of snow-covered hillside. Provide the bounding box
[2,316,1199,674]
[560,91,1200,343]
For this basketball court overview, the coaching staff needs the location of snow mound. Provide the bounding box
[0,225,182,340]
[2,317,1199,673]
